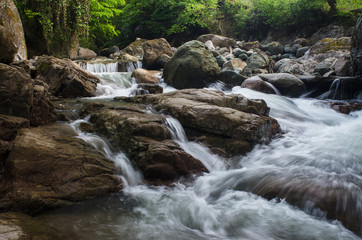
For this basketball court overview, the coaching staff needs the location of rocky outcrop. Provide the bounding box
[259,73,305,97]
[0,124,120,213]
[351,13,362,76]
[0,0,27,64]
[0,64,56,126]
[132,68,161,84]
[163,40,220,89]
[126,89,280,156]
[89,104,207,184]
[34,56,99,98]
[309,37,351,55]
[197,34,236,48]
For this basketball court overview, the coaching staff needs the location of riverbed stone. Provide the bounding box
[163,40,220,89]
[0,124,120,213]
[132,68,161,84]
[258,73,305,97]
[0,0,27,64]
[246,51,270,70]
[142,38,173,69]
[34,55,99,98]
[241,76,278,94]
[197,34,236,48]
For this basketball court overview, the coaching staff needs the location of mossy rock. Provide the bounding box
[309,37,351,54]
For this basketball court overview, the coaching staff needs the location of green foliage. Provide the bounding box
[85,0,125,48]
[15,0,90,56]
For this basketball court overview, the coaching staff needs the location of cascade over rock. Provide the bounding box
[0,64,56,126]
[0,0,27,64]
[241,76,278,94]
[89,103,207,184]
[163,40,220,89]
[0,124,120,213]
[126,89,280,156]
[34,56,99,98]
[258,73,305,97]
[351,13,362,76]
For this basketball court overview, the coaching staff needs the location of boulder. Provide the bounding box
[142,38,173,69]
[34,55,99,98]
[296,47,309,58]
[99,46,120,58]
[218,70,246,86]
[77,47,97,60]
[196,34,236,48]
[89,104,207,184]
[309,37,351,55]
[0,124,120,212]
[293,38,310,47]
[0,0,27,63]
[121,38,173,69]
[240,41,261,51]
[132,68,161,84]
[241,76,278,94]
[259,73,305,97]
[127,89,280,156]
[274,58,310,75]
[137,84,163,94]
[163,41,220,89]
[351,13,362,76]
[222,59,247,71]
[246,51,270,70]
[0,64,56,126]
[155,53,171,68]
[204,40,215,50]
[262,41,284,55]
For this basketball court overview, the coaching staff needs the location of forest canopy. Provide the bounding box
[14,0,362,56]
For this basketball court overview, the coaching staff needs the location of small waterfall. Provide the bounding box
[165,117,226,172]
[321,77,362,100]
[119,61,142,72]
[69,119,142,187]
[264,81,281,95]
[81,61,119,73]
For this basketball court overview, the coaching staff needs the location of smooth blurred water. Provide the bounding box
[44,62,362,239]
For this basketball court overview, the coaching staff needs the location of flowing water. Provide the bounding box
[38,62,362,239]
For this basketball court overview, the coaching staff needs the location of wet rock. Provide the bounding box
[246,51,270,70]
[127,89,279,156]
[309,37,351,55]
[0,212,63,239]
[259,73,305,97]
[132,68,161,84]
[155,54,171,68]
[89,105,207,184]
[99,46,120,58]
[218,70,246,86]
[0,64,56,126]
[327,101,362,114]
[215,55,227,68]
[137,84,163,94]
[241,76,278,94]
[163,40,220,89]
[296,47,309,58]
[351,13,362,76]
[1,124,120,213]
[77,47,97,60]
[197,34,236,48]
[34,55,99,98]
[0,0,27,63]
[142,38,173,69]
[222,59,247,71]
[262,41,284,55]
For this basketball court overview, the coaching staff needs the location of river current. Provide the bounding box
[38,62,362,239]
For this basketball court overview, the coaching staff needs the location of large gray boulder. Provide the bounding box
[246,51,270,70]
[351,13,362,76]
[259,73,305,97]
[0,0,27,63]
[163,41,220,89]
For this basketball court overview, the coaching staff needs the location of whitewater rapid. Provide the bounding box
[38,61,362,240]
